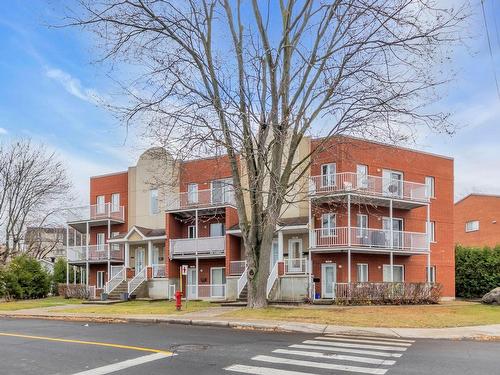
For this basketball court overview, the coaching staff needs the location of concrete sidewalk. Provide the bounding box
[1,304,499,340]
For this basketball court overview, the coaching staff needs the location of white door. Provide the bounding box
[210,267,226,298]
[187,268,197,298]
[270,240,279,271]
[383,217,403,248]
[288,238,303,272]
[321,163,336,187]
[382,170,403,197]
[356,164,369,188]
[96,233,105,252]
[187,183,198,204]
[321,263,336,299]
[96,195,105,215]
[135,247,145,272]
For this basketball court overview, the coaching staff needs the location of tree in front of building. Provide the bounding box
[0,255,51,300]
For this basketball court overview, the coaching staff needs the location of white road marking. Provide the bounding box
[273,348,396,366]
[329,334,415,343]
[252,355,388,374]
[305,339,407,351]
[70,352,173,375]
[225,364,320,375]
[291,343,403,358]
[315,336,411,346]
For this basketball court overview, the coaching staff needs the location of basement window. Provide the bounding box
[465,220,479,232]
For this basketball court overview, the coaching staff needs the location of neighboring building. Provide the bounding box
[454,194,500,248]
[24,227,67,262]
[65,137,455,300]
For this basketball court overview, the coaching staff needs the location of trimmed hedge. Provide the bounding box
[455,245,500,298]
[57,284,90,299]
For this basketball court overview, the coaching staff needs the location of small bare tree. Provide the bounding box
[65,0,467,307]
[0,140,71,264]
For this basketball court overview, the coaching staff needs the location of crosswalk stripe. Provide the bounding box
[329,334,415,343]
[290,344,403,358]
[272,349,396,366]
[225,364,320,375]
[315,336,411,347]
[252,355,388,375]
[305,339,407,352]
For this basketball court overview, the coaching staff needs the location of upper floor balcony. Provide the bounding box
[169,236,226,258]
[66,203,125,224]
[67,244,125,263]
[310,227,429,254]
[309,172,429,209]
[166,187,235,211]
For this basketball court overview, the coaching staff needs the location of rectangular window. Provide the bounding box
[383,265,404,282]
[96,233,105,251]
[321,163,336,187]
[111,193,120,212]
[96,271,105,289]
[356,214,368,238]
[187,183,198,204]
[356,164,369,188]
[188,225,196,239]
[321,213,336,237]
[425,176,435,198]
[465,220,479,232]
[96,195,105,214]
[428,221,436,242]
[426,266,436,283]
[210,223,225,237]
[150,189,159,214]
[357,263,368,282]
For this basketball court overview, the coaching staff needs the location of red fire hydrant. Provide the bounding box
[175,291,183,311]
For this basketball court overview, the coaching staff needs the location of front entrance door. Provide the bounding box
[187,267,197,298]
[270,240,279,271]
[210,267,226,298]
[135,247,145,272]
[321,263,336,299]
[288,238,303,272]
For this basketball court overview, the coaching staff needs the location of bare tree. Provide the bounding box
[65,0,468,307]
[0,140,71,264]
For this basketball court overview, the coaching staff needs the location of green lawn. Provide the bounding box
[0,297,82,311]
[222,302,500,328]
[59,300,215,315]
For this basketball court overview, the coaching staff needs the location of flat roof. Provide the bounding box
[90,170,128,179]
[455,193,500,205]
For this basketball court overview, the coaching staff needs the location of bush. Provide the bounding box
[57,284,89,299]
[456,245,500,298]
[0,255,51,300]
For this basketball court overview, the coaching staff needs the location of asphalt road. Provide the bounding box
[0,318,498,375]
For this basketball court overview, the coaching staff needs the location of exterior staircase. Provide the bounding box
[238,284,248,302]
[107,280,128,300]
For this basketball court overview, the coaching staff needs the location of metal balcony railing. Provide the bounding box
[65,203,125,222]
[169,236,226,257]
[309,172,429,202]
[229,260,247,275]
[66,244,125,262]
[166,188,235,210]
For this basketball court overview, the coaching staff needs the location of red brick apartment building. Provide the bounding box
[454,194,500,248]
[65,137,455,300]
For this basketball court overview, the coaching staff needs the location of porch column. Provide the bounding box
[86,262,89,286]
[278,230,284,261]
[389,199,393,249]
[85,222,90,262]
[107,220,111,282]
[147,240,153,267]
[73,267,77,285]
[347,194,351,247]
[66,226,69,285]
[66,261,69,286]
[124,242,130,268]
[426,203,431,282]
[195,209,199,256]
[347,249,351,283]
[390,251,394,282]
[195,256,199,299]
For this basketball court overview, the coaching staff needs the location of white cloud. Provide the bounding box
[0,127,7,135]
[45,67,102,105]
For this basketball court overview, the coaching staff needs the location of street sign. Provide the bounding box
[181,265,188,275]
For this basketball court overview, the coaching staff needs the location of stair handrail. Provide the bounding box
[237,266,248,297]
[266,262,279,298]
[128,267,147,295]
[104,266,126,294]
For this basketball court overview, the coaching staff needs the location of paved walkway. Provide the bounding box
[1,304,499,340]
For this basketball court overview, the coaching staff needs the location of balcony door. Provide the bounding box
[382,217,403,249]
[96,233,105,252]
[96,195,105,215]
[187,183,198,204]
[321,263,337,299]
[211,178,232,204]
[356,164,369,189]
[321,163,336,187]
[210,223,225,237]
[382,170,403,197]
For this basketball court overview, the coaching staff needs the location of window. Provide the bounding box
[321,213,336,237]
[357,264,368,282]
[321,163,336,187]
[382,170,403,197]
[150,189,159,214]
[211,178,233,204]
[428,221,436,242]
[111,232,120,251]
[426,266,436,283]
[210,223,225,237]
[383,264,404,282]
[111,193,120,212]
[425,176,435,198]
[187,183,198,204]
[96,195,105,214]
[96,233,105,251]
[356,214,368,238]
[96,271,105,289]
[465,220,479,232]
[356,164,369,188]
[188,226,196,239]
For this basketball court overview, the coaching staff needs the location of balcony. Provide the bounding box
[283,258,309,274]
[309,172,429,207]
[67,244,125,263]
[311,227,428,253]
[167,188,235,211]
[169,236,226,258]
[66,203,125,223]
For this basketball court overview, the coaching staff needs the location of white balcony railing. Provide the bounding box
[311,227,428,253]
[167,188,235,210]
[152,264,166,278]
[169,236,226,257]
[66,244,125,262]
[309,172,429,202]
[186,284,226,299]
[229,260,247,275]
[284,258,308,274]
[65,203,125,222]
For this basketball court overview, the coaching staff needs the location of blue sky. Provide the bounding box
[0,1,499,203]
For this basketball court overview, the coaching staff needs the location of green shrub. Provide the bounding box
[455,245,500,298]
[0,255,51,300]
